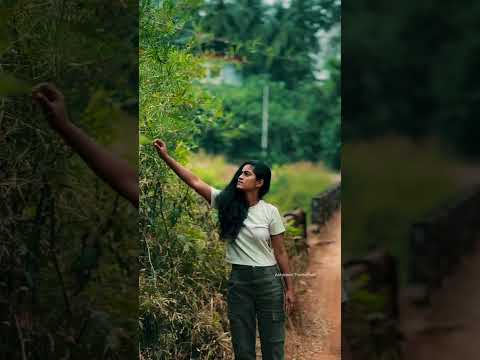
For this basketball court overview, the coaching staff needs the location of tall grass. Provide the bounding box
[1,1,138,358]
[342,136,461,282]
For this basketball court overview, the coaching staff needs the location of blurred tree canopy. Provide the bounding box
[197,57,340,168]
[194,0,341,169]
[200,0,340,87]
[343,0,480,159]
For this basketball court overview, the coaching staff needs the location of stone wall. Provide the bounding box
[311,182,341,225]
[409,185,480,304]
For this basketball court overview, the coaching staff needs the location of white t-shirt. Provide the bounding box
[210,187,286,266]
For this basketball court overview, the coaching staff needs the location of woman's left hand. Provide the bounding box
[285,289,296,315]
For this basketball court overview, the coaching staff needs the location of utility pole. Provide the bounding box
[261,84,269,159]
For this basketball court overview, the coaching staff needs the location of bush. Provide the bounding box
[139,1,230,358]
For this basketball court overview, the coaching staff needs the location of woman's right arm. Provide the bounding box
[33,83,139,208]
[153,139,212,203]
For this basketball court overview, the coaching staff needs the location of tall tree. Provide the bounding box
[200,0,340,86]
[200,0,267,54]
[264,0,340,86]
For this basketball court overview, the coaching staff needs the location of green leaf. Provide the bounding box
[140,134,153,146]
[0,73,31,96]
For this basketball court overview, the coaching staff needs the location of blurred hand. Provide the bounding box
[153,139,168,159]
[285,289,296,315]
[32,82,69,127]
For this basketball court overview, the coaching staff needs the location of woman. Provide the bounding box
[153,138,296,360]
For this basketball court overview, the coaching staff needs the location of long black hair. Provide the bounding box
[216,160,271,242]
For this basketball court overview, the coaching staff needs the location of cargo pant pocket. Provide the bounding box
[257,311,286,360]
[227,277,257,360]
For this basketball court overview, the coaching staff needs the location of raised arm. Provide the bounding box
[32,83,139,208]
[153,139,212,204]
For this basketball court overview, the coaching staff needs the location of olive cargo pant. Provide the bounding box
[227,264,286,360]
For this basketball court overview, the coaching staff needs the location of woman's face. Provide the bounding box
[236,164,263,192]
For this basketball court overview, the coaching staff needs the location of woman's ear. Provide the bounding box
[256,178,264,188]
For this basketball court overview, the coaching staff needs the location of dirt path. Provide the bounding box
[284,210,342,360]
[402,242,480,360]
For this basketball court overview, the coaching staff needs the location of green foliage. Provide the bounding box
[306,56,341,169]
[196,74,341,169]
[139,1,231,358]
[195,0,341,168]
[199,0,341,87]
[1,0,138,358]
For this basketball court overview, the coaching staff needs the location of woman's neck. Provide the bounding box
[245,191,260,207]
